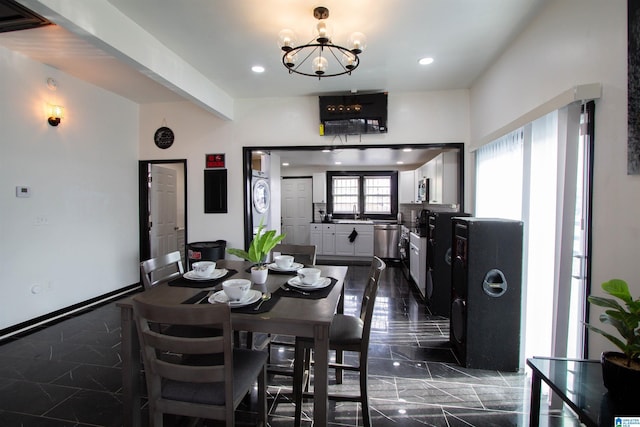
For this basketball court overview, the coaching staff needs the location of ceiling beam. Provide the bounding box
[16,0,234,120]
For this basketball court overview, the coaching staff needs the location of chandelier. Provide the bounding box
[278,6,366,79]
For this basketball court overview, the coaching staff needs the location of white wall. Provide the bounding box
[0,47,140,331]
[139,91,470,253]
[469,0,639,357]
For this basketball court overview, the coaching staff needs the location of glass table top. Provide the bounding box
[527,357,639,427]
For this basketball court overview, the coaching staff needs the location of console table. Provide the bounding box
[527,357,638,427]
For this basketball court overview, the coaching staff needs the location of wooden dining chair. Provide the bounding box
[271,244,317,266]
[140,251,184,289]
[132,298,268,427]
[292,256,386,427]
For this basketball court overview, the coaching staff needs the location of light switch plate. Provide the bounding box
[16,186,31,197]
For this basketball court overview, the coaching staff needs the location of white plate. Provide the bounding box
[287,276,331,290]
[184,269,228,281]
[209,289,261,307]
[267,262,304,272]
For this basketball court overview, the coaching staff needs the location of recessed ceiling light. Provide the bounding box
[397,161,404,165]
[282,162,289,166]
[403,148,413,152]
[322,149,331,153]
[252,65,265,73]
[418,57,434,65]
[335,161,342,165]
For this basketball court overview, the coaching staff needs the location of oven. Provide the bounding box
[399,225,411,278]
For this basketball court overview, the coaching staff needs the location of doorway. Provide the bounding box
[138,160,188,271]
[281,177,313,245]
[241,143,465,249]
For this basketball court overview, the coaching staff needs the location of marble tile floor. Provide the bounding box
[0,262,582,426]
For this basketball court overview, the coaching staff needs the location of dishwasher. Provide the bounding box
[373,224,400,259]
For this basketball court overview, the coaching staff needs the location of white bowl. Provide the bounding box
[297,267,321,285]
[274,255,295,269]
[222,279,251,301]
[192,261,216,277]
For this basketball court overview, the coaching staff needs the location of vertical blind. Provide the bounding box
[475,108,586,362]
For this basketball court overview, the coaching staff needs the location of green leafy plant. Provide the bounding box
[226,219,285,269]
[585,279,640,366]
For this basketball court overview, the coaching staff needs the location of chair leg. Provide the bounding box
[335,348,344,384]
[151,408,163,427]
[293,340,305,427]
[258,364,267,426]
[360,357,371,427]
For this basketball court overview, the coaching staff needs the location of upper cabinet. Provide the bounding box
[399,170,418,204]
[426,151,459,204]
[312,172,326,203]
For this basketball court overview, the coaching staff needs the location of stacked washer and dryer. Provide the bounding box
[251,171,271,236]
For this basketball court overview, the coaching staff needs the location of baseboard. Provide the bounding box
[0,283,142,342]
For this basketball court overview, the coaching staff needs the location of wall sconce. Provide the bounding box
[47,104,63,126]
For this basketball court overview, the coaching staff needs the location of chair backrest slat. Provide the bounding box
[272,244,317,266]
[153,360,226,383]
[140,251,184,289]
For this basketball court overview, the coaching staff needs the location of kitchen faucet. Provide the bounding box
[353,204,358,220]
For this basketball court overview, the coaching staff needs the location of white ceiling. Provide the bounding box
[0,0,548,167]
[1,0,548,101]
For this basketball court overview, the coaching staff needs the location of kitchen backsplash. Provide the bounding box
[311,202,459,224]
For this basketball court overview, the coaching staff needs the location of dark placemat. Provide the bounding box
[226,293,281,314]
[181,290,281,314]
[169,269,238,288]
[273,277,338,300]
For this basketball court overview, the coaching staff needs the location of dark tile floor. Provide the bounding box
[0,261,581,426]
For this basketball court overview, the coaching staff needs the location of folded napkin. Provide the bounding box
[169,269,237,289]
[273,277,338,300]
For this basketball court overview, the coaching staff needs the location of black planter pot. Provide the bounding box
[601,351,640,402]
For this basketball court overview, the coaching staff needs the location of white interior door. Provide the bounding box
[281,178,312,245]
[150,164,178,278]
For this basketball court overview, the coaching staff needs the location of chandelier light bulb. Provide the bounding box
[341,52,357,70]
[284,52,297,68]
[316,20,331,44]
[278,29,297,51]
[348,32,367,54]
[312,56,328,75]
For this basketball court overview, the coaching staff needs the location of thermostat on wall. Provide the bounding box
[16,186,31,198]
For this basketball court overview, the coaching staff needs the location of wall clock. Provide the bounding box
[154,126,174,149]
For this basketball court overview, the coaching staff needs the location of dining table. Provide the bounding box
[119,259,348,427]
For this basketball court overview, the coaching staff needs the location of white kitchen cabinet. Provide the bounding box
[399,170,418,203]
[334,227,355,256]
[353,227,374,257]
[309,223,323,254]
[310,223,373,257]
[409,232,427,299]
[334,224,374,257]
[424,151,458,205]
[312,172,327,203]
[321,223,335,255]
[310,223,336,255]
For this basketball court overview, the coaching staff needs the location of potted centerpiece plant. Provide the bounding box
[226,219,285,285]
[585,278,640,400]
